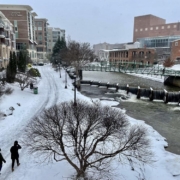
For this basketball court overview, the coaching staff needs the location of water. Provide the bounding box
[80,71,180,154]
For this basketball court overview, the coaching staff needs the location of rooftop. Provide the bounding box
[0,4,33,11]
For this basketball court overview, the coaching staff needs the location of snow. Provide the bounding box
[1,64,180,179]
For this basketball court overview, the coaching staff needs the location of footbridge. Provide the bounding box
[81,62,180,77]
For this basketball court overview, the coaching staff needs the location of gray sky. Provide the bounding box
[1,0,180,45]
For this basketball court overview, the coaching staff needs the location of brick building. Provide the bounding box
[109,48,156,65]
[133,14,180,60]
[35,18,48,61]
[0,4,38,62]
[0,11,16,69]
[171,39,180,61]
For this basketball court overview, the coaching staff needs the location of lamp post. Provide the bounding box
[58,63,61,78]
[74,75,77,106]
[65,68,67,89]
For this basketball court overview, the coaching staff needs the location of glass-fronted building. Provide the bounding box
[137,35,180,48]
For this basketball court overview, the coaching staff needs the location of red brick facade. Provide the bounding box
[171,40,180,61]
[109,48,156,64]
[133,14,180,42]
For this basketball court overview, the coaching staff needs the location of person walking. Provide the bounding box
[10,141,21,172]
[0,148,6,174]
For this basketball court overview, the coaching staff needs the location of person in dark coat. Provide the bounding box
[10,141,21,172]
[0,148,6,174]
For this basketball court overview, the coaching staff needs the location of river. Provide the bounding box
[80,71,180,155]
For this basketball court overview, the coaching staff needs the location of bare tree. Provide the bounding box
[62,40,95,75]
[23,100,153,179]
[16,72,36,91]
[163,57,175,67]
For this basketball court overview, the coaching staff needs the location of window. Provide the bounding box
[145,28,148,31]
[175,42,178,46]
[37,47,43,52]
[16,43,26,50]
[167,25,170,29]
[156,27,159,30]
[140,28,143,31]
[37,22,42,26]
[174,25,177,28]
[38,27,42,30]
[161,26,164,29]
[135,29,138,32]
[15,32,18,38]
[150,27,153,30]
[37,35,42,40]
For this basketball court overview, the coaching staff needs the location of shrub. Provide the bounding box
[28,68,41,77]
[4,87,13,95]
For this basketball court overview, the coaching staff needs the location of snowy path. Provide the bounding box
[0,65,62,179]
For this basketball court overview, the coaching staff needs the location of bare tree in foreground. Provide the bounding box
[23,100,153,179]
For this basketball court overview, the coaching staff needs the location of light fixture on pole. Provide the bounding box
[59,63,61,78]
[74,75,77,106]
[65,68,67,89]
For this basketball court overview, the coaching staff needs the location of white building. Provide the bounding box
[0,11,16,69]
[47,27,65,53]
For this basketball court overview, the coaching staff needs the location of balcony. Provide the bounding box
[0,20,5,29]
[0,32,5,39]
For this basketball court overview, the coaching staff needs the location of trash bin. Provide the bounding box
[34,87,38,94]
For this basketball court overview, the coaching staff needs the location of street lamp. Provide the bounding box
[74,75,77,106]
[65,68,67,89]
[58,63,61,78]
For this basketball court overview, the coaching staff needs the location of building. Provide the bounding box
[0,4,38,62]
[98,42,141,63]
[171,39,180,61]
[133,14,180,59]
[35,18,48,61]
[0,11,16,69]
[93,42,126,56]
[109,47,156,65]
[47,27,65,53]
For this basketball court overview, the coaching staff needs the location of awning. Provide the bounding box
[29,39,33,44]
[34,41,38,45]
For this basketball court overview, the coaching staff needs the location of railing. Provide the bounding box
[81,62,180,77]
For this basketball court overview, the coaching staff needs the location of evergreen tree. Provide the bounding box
[6,51,17,83]
[6,52,12,83]
[52,36,66,64]
[17,46,28,73]
[11,52,17,82]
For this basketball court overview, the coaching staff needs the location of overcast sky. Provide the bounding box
[1,0,180,46]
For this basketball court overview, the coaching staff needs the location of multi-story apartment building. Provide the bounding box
[47,27,65,53]
[133,14,180,59]
[0,5,38,62]
[35,18,48,61]
[0,11,16,69]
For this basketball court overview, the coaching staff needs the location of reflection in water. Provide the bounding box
[80,71,180,154]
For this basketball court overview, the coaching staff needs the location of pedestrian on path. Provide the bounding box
[0,148,6,174]
[10,141,21,172]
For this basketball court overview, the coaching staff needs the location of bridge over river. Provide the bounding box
[81,62,180,77]
[81,62,180,86]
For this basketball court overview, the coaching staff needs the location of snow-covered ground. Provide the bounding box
[0,64,180,180]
